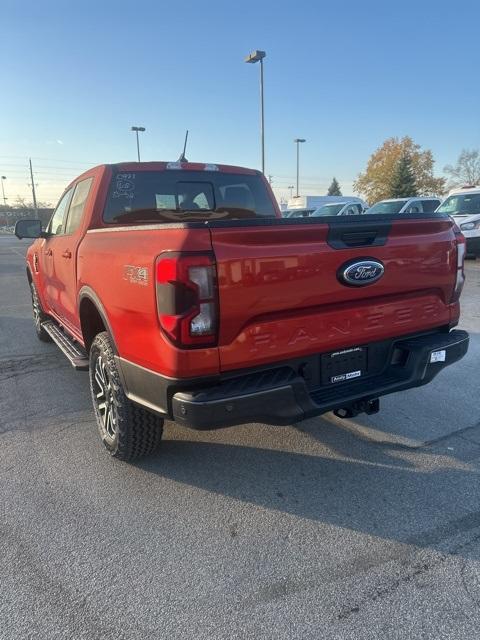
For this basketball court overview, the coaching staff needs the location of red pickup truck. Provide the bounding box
[15,161,469,461]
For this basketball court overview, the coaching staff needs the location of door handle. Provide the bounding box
[62,250,72,259]
[45,249,53,257]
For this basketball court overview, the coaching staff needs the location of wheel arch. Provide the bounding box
[78,286,118,354]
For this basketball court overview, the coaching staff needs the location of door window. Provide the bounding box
[404,200,423,214]
[48,188,74,235]
[65,178,93,234]
[421,199,441,213]
[344,204,362,215]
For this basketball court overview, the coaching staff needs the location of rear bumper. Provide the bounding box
[117,329,469,430]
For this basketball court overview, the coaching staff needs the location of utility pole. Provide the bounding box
[29,158,38,217]
[1,176,6,206]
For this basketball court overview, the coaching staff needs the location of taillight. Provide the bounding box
[155,252,218,347]
[451,230,466,303]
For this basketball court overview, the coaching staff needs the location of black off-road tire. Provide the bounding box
[89,332,164,461]
[30,281,52,342]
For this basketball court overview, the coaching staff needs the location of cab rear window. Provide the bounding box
[103,170,276,223]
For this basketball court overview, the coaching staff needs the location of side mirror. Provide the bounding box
[15,219,43,239]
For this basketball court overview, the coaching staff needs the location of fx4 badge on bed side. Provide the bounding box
[123,265,149,286]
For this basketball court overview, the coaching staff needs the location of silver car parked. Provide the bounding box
[366,197,441,215]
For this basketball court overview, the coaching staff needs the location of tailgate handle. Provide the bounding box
[339,231,378,247]
[327,221,391,249]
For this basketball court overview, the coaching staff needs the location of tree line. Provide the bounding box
[325,140,480,203]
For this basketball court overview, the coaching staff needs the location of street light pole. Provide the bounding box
[1,176,6,206]
[135,130,140,161]
[131,126,146,162]
[294,139,306,197]
[245,50,266,174]
[259,56,265,174]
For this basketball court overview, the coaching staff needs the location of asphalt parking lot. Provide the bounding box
[1,233,480,640]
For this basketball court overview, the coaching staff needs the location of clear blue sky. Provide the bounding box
[1,0,479,205]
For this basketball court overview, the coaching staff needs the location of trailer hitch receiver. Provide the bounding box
[333,398,380,419]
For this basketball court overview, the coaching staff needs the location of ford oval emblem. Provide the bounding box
[338,259,385,286]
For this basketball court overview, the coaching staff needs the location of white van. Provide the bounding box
[436,186,480,257]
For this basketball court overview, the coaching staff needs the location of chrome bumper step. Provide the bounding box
[42,321,89,370]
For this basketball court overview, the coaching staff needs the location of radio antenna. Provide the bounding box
[178,129,189,162]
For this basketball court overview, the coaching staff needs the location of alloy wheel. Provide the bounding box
[93,354,117,439]
[31,286,41,329]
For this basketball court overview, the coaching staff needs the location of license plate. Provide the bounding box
[321,346,368,385]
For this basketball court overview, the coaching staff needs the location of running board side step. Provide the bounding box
[41,320,89,370]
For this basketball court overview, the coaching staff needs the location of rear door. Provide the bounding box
[209,216,458,372]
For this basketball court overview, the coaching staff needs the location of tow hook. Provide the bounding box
[333,398,380,419]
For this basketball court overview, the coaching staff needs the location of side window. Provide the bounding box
[48,188,74,236]
[218,183,255,212]
[65,178,93,235]
[177,181,214,210]
[344,205,358,215]
[422,199,440,213]
[405,200,423,214]
[193,192,210,209]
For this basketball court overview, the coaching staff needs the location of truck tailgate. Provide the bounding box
[209,217,459,371]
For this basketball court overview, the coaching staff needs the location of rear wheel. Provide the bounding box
[89,332,164,461]
[30,281,52,342]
